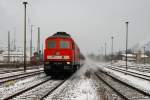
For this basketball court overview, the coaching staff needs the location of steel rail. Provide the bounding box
[40,79,66,100]
[3,79,66,100]
[106,65,150,81]
[3,78,50,100]
[0,66,42,74]
[113,64,150,73]
[96,69,150,99]
[0,69,43,80]
[0,70,44,84]
[95,73,128,100]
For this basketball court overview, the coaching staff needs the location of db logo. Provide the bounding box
[55,51,60,55]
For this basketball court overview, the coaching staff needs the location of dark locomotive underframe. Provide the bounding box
[44,61,80,76]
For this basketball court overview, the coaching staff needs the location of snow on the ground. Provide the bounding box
[112,60,150,71]
[0,67,43,79]
[96,62,150,94]
[13,80,62,100]
[67,78,99,100]
[97,60,150,76]
[45,63,101,100]
[0,73,47,99]
[111,64,150,76]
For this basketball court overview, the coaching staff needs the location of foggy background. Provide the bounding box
[0,0,150,55]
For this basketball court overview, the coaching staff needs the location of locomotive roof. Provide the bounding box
[49,32,71,38]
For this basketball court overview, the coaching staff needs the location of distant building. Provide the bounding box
[136,51,148,63]
[0,49,30,63]
[121,54,136,61]
[121,52,149,63]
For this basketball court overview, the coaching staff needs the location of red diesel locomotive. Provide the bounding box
[44,32,81,76]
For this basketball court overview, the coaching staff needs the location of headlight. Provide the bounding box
[45,61,49,64]
[64,56,70,59]
[66,62,70,64]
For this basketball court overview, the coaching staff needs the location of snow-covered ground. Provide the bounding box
[0,62,106,100]
[44,62,123,100]
[13,80,63,100]
[0,73,47,99]
[45,64,101,100]
[96,61,150,95]
[112,60,150,73]
[0,67,43,79]
[0,65,43,74]
[1,59,150,99]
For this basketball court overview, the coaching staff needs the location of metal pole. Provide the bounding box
[13,29,16,63]
[105,42,107,58]
[14,29,16,50]
[30,25,33,64]
[42,44,44,62]
[23,2,28,72]
[37,27,40,53]
[144,46,146,64]
[101,46,103,56]
[126,22,129,70]
[111,36,114,65]
[8,31,10,64]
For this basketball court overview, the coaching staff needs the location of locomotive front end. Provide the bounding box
[44,32,76,76]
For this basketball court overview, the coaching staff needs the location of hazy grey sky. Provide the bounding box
[0,0,150,55]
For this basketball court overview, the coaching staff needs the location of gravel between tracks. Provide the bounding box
[0,73,47,100]
[13,80,63,100]
[44,64,102,100]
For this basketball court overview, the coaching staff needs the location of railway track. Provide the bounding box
[0,70,44,84]
[0,66,42,74]
[106,65,150,81]
[95,70,150,100]
[113,62,150,73]
[2,78,66,100]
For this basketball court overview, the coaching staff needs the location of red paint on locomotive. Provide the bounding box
[44,32,81,76]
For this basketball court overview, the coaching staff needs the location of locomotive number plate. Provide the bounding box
[47,56,62,59]
[47,55,70,59]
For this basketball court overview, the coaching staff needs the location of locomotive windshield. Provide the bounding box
[47,40,56,48]
[60,41,70,48]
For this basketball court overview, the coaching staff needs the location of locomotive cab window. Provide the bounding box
[60,41,70,48]
[47,40,56,48]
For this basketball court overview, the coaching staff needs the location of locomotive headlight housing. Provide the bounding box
[64,56,70,59]
[45,61,49,64]
[66,62,71,64]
